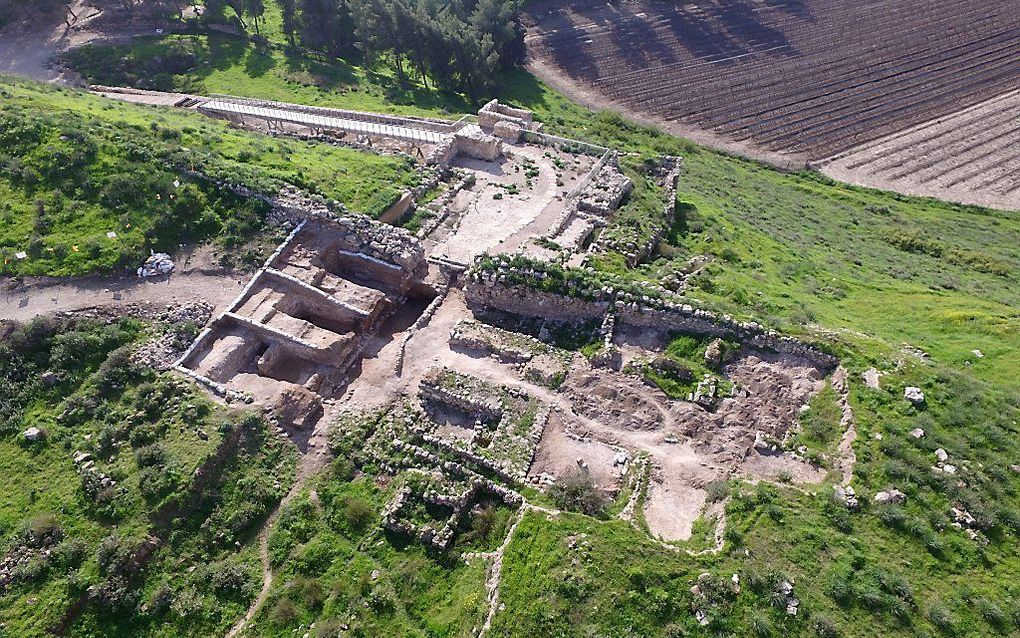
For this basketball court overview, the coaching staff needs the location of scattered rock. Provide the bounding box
[22,427,45,442]
[874,489,906,505]
[862,367,881,389]
[694,609,709,626]
[40,371,58,386]
[971,349,984,358]
[904,386,925,405]
[703,338,724,368]
[909,428,925,439]
[833,484,859,509]
[935,448,949,463]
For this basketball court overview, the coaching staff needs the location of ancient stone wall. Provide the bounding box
[478,99,534,129]
[463,272,837,369]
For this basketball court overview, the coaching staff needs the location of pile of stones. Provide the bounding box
[132,301,214,371]
[690,375,719,408]
[576,159,633,217]
[832,484,860,509]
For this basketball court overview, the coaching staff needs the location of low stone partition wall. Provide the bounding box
[478,99,534,130]
[419,376,504,423]
[464,269,838,370]
[269,188,426,274]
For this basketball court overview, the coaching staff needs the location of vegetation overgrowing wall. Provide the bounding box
[465,256,838,368]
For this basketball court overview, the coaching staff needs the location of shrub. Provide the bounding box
[90,575,138,612]
[705,480,729,503]
[97,534,135,578]
[549,469,608,517]
[134,444,167,468]
[826,572,852,605]
[876,504,907,529]
[462,505,500,546]
[25,513,62,547]
[316,619,345,638]
[342,496,375,532]
[208,560,254,597]
[927,605,956,634]
[749,611,773,637]
[138,464,179,502]
[51,538,87,570]
[976,597,1007,629]
[812,615,839,637]
[270,597,298,625]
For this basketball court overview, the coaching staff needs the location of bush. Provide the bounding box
[270,597,298,625]
[25,513,62,547]
[342,496,375,532]
[976,597,1007,629]
[749,611,773,637]
[812,615,839,637]
[927,605,956,634]
[316,619,345,638]
[705,480,729,503]
[549,469,608,517]
[97,534,135,578]
[51,538,87,570]
[208,560,254,597]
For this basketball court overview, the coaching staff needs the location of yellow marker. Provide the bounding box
[72,245,79,252]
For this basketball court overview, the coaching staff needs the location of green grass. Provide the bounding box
[0,316,296,638]
[794,381,844,462]
[0,75,418,276]
[255,464,487,638]
[64,33,474,118]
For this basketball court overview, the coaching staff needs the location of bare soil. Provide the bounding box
[427,144,596,263]
[820,89,1020,212]
[525,0,1020,210]
[0,270,245,322]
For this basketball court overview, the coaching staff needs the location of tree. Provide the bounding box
[299,0,354,58]
[246,0,265,35]
[469,0,522,67]
[279,0,298,46]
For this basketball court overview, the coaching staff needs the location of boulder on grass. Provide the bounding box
[904,386,925,405]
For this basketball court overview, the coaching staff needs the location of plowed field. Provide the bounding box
[525,0,1020,210]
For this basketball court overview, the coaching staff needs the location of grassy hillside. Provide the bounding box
[64,34,473,118]
[0,76,418,276]
[0,316,296,637]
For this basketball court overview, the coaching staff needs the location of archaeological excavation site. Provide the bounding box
[134,91,854,560]
[4,2,1019,635]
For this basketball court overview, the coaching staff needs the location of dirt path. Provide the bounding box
[0,0,103,83]
[225,404,335,638]
[0,271,247,321]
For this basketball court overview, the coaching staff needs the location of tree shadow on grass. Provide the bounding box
[244,48,276,78]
